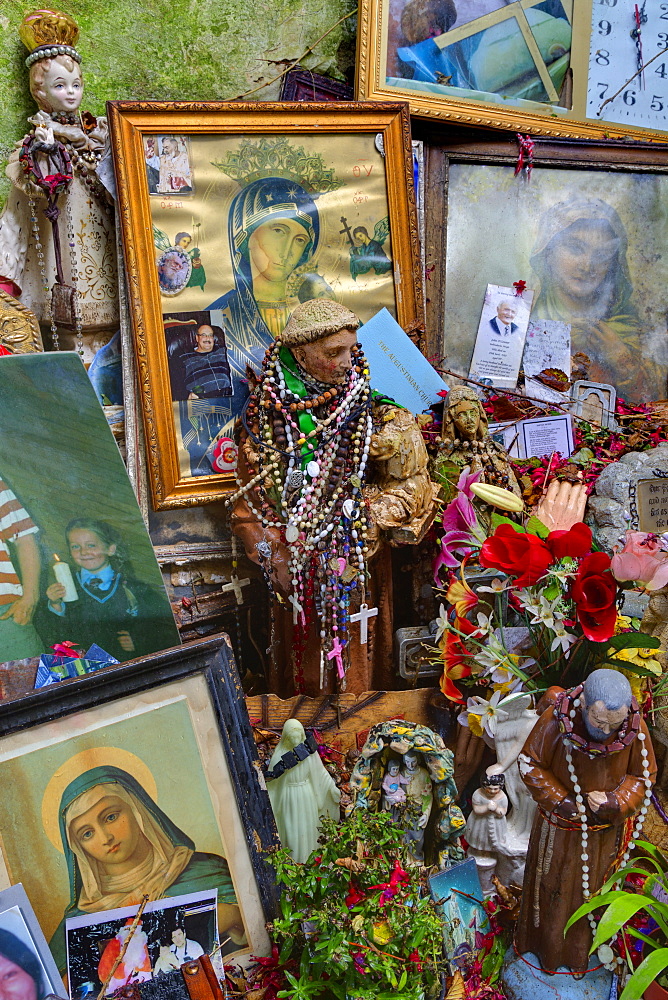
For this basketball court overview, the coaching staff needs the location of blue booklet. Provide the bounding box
[358,308,448,414]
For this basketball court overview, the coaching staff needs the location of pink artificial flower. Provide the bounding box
[434,467,484,584]
[611,530,668,591]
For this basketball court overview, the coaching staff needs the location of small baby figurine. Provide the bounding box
[381,756,409,818]
[465,773,508,897]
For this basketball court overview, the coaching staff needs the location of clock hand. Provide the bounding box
[598,43,665,116]
[631,2,647,89]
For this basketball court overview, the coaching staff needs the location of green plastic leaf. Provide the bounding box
[603,658,661,677]
[607,632,660,650]
[526,515,550,538]
[620,948,668,1000]
[490,514,523,533]
[590,896,655,950]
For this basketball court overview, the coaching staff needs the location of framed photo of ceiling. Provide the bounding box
[357,0,668,140]
[109,101,422,510]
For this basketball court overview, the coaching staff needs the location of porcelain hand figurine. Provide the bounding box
[465,773,508,898]
[0,9,118,360]
[266,719,341,863]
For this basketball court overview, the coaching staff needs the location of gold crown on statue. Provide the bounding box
[19,9,81,68]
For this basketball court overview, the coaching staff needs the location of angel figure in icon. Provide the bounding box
[341,217,392,281]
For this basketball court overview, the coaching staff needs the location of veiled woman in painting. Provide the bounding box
[530,196,664,401]
[49,765,244,971]
[208,177,320,423]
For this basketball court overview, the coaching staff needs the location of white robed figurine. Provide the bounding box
[267,719,341,862]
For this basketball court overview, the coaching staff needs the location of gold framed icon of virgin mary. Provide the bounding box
[109,101,422,509]
[0,637,277,981]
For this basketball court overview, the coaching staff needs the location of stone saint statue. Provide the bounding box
[513,669,656,976]
[436,385,520,496]
[465,773,508,897]
[0,10,118,360]
[266,719,341,863]
[229,298,439,696]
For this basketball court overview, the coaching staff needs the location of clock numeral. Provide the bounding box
[661,2,668,19]
[598,19,612,35]
[657,63,668,79]
[623,88,637,105]
[651,94,665,111]
[598,0,617,6]
[659,33,668,50]
[597,82,609,100]
[595,49,610,66]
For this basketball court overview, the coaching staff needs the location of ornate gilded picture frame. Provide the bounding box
[109,102,422,510]
[357,0,668,141]
[0,637,277,979]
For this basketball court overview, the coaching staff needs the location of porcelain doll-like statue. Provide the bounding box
[465,773,508,897]
[0,10,118,360]
[400,750,433,863]
[437,386,521,495]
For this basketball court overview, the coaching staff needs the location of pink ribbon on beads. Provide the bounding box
[515,134,535,180]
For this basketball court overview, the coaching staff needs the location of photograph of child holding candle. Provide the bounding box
[0,353,178,665]
[46,519,170,659]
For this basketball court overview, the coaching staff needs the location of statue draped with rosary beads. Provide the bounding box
[227,298,438,696]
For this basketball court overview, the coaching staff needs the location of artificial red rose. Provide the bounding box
[546,522,592,561]
[479,524,553,588]
[571,551,618,642]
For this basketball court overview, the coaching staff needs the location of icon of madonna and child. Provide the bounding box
[206,176,323,432]
[45,764,245,974]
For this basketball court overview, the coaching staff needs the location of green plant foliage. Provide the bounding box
[566,840,668,999]
[269,811,447,1000]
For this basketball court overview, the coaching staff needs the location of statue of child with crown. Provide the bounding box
[0,9,118,361]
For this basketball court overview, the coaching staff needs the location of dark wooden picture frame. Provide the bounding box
[0,637,277,972]
[279,68,353,102]
[417,124,668,404]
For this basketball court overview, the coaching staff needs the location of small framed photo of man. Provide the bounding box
[0,884,64,1000]
[468,283,534,389]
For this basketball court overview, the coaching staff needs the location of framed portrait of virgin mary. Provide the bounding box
[421,127,668,406]
[0,637,277,980]
[109,102,422,509]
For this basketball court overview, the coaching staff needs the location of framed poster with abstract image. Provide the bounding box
[0,638,277,982]
[423,129,668,407]
[357,0,668,140]
[109,102,422,509]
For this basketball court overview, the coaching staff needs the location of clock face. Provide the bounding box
[587,1,668,129]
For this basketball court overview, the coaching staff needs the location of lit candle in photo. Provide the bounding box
[53,555,78,602]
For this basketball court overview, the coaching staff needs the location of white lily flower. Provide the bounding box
[477,577,507,594]
[434,603,448,643]
[466,690,509,739]
[550,625,578,654]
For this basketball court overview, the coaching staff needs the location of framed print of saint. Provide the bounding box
[0,638,276,981]
[357,0,668,140]
[422,129,668,406]
[109,102,422,509]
